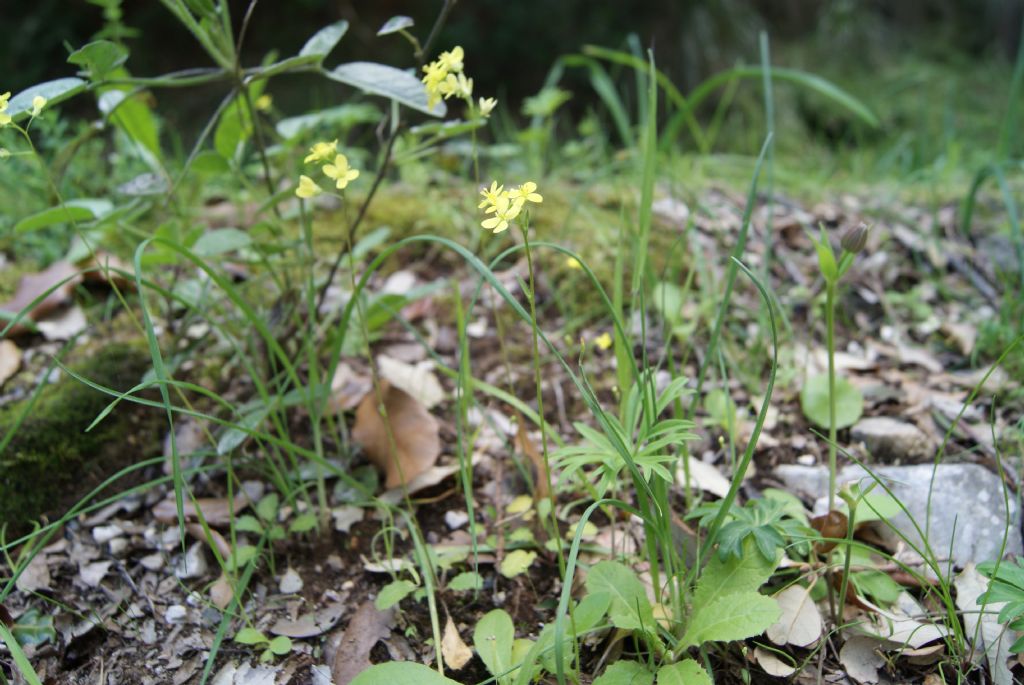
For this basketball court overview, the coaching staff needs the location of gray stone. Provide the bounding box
[851,417,932,462]
[775,463,1022,572]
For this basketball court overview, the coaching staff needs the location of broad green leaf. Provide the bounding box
[255,493,279,522]
[300,21,349,60]
[538,592,612,675]
[584,561,655,633]
[651,280,684,324]
[98,86,161,161]
[378,16,414,35]
[657,659,712,685]
[276,104,380,139]
[349,662,461,685]
[234,627,266,645]
[448,571,484,591]
[852,570,903,605]
[11,609,55,647]
[682,591,779,647]
[193,228,252,257]
[15,199,113,233]
[693,538,777,608]
[234,515,264,534]
[267,635,292,655]
[375,579,416,610]
[852,492,902,525]
[474,609,514,684]
[593,660,654,685]
[289,512,318,533]
[499,549,536,578]
[214,96,253,161]
[6,78,88,119]
[326,61,445,117]
[227,545,259,572]
[704,389,737,434]
[800,374,863,430]
[67,40,128,81]
[810,229,838,282]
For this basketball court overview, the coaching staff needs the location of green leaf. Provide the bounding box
[852,492,902,525]
[98,88,161,160]
[474,609,515,684]
[67,41,128,81]
[300,21,349,60]
[681,591,780,648]
[852,570,903,605]
[584,561,655,634]
[448,571,484,591]
[234,515,264,534]
[267,635,292,655]
[593,660,654,685]
[255,493,279,522]
[657,659,712,685]
[499,549,536,579]
[800,374,863,430]
[275,104,380,139]
[15,199,113,233]
[326,61,445,117]
[349,662,461,685]
[11,609,55,647]
[375,579,417,610]
[227,545,259,572]
[378,16,414,35]
[651,280,684,324]
[193,228,252,257]
[289,512,318,534]
[214,95,253,161]
[234,627,267,645]
[6,78,88,119]
[694,538,777,608]
[810,228,838,282]
[704,389,737,434]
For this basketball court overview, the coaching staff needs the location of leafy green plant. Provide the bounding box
[233,627,293,663]
[977,557,1024,653]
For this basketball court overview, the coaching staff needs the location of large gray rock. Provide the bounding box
[851,417,932,462]
[775,463,1021,573]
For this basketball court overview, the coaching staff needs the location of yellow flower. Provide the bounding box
[438,46,464,73]
[30,95,46,117]
[295,175,322,199]
[478,181,505,211]
[421,60,448,109]
[478,97,497,117]
[594,332,613,350]
[0,91,10,127]
[565,256,582,270]
[439,72,473,100]
[481,195,522,234]
[255,94,273,111]
[322,153,359,189]
[304,139,337,164]
[509,181,543,205]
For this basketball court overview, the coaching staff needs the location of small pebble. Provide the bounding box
[445,510,470,530]
[174,542,208,579]
[92,524,124,544]
[140,553,164,571]
[108,538,129,556]
[796,454,816,466]
[164,605,187,624]
[279,567,304,594]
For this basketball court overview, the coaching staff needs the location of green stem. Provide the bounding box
[520,220,565,576]
[826,281,837,512]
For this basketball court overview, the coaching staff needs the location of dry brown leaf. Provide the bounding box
[328,363,372,413]
[0,340,22,385]
[441,615,473,670]
[271,602,345,638]
[0,260,82,336]
[327,600,394,685]
[209,574,234,610]
[840,635,884,684]
[754,646,797,677]
[377,355,444,409]
[185,523,232,559]
[78,252,135,289]
[767,584,823,647]
[153,495,249,527]
[36,305,88,341]
[352,381,441,489]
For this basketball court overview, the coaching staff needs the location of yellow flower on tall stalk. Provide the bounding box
[508,181,543,206]
[30,95,46,117]
[478,181,505,211]
[437,46,464,73]
[478,97,497,117]
[439,72,473,100]
[304,139,337,164]
[295,175,322,199]
[481,195,522,234]
[0,91,11,126]
[322,154,359,189]
[594,332,613,350]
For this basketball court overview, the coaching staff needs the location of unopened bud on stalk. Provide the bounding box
[841,222,870,254]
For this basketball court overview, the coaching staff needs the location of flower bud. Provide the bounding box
[841,223,869,254]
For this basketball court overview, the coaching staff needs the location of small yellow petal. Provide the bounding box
[295,175,322,199]
[565,257,582,270]
[594,332,613,350]
[30,95,46,117]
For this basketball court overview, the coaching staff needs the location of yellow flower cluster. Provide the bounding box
[0,92,11,127]
[295,139,360,199]
[422,46,472,109]
[478,180,543,233]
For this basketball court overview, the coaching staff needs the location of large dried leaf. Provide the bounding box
[0,340,22,386]
[0,261,82,336]
[441,615,473,670]
[271,602,345,638]
[766,584,822,647]
[152,495,249,527]
[352,381,441,488]
[377,355,444,409]
[328,601,394,685]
